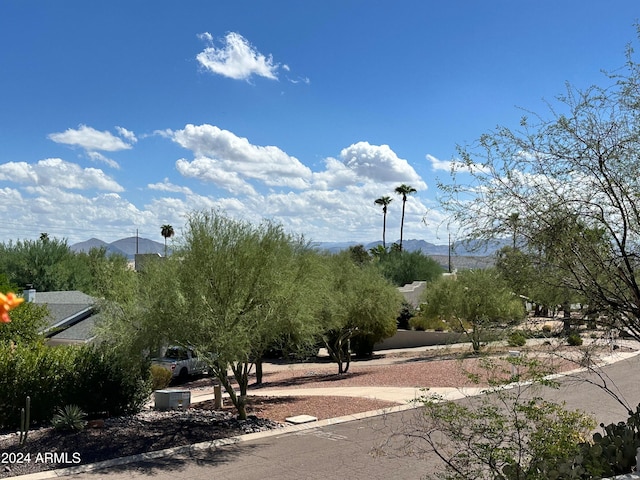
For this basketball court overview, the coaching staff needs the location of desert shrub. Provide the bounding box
[567,333,583,346]
[150,364,173,390]
[69,344,151,418]
[0,342,150,429]
[0,342,76,428]
[411,355,597,480]
[410,314,448,332]
[507,331,527,347]
[51,404,86,431]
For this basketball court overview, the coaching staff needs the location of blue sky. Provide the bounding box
[0,1,638,246]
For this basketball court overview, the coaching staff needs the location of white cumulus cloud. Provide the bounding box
[339,142,427,189]
[170,124,312,190]
[0,158,123,192]
[48,125,135,152]
[196,32,279,81]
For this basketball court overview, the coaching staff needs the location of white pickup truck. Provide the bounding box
[152,346,207,380]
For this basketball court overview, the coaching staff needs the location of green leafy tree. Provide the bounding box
[348,244,371,265]
[173,211,324,419]
[0,237,88,291]
[374,195,393,248]
[439,37,640,340]
[318,251,402,372]
[376,249,444,286]
[394,184,417,251]
[420,269,525,352]
[80,247,138,302]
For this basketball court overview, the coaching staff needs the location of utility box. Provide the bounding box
[154,389,191,410]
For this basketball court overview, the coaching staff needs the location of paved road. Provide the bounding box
[51,350,640,480]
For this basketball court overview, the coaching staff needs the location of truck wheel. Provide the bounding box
[178,368,188,380]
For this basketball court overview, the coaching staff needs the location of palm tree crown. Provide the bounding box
[161,224,174,257]
[394,184,417,251]
[374,196,393,248]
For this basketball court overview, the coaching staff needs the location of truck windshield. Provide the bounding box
[164,347,187,360]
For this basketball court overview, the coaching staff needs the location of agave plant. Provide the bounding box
[51,404,87,432]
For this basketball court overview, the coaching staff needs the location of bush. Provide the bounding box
[410,314,448,332]
[507,331,527,347]
[0,343,151,429]
[150,364,173,390]
[70,344,151,418]
[567,333,583,346]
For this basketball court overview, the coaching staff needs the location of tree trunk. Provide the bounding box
[255,358,263,385]
[562,301,571,333]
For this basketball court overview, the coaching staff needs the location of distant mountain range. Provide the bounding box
[69,236,502,262]
[312,238,505,256]
[70,237,167,259]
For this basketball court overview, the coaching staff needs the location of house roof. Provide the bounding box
[30,290,98,343]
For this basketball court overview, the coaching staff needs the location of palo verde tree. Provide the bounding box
[375,249,443,287]
[420,269,525,352]
[169,211,323,420]
[439,35,640,339]
[318,251,402,372]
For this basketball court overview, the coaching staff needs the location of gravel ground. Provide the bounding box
[0,342,619,478]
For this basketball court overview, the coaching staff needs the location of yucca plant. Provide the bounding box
[51,404,86,432]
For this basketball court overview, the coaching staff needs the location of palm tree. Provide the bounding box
[394,184,417,251]
[161,224,174,257]
[374,196,393,248]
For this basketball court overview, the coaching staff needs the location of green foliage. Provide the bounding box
[413,354,596,480]
[375,249,444,286]
[409,313,448,331]
[0,237,85,291]
[80,247,138,301]
[51,404,86,432]
[0,300,48,345]
[567,333,584,346]
[0,342,150,429]
[4,301,47,341]
[507,331,527,347]
[439,37,640,340]
[420,269,525,352]
[347,244,371,265]
[150,364,173,391]
[579,405,640,477]
[0,239,135,296]
[319,251,402,371]
[70,344,151,418]
[99,210,327,420]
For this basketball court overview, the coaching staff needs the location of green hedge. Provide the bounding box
[0,343,150,429]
